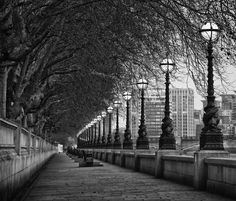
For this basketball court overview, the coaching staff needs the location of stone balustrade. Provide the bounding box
[0,118,57,201]
[81,148,236,199]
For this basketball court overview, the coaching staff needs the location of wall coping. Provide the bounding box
[137,153,155,158]
[123,152,135,157]
[0,118,18,130]
[113,151,121,154]
[205,157,236,167]
[0,144,15,148]
[21,127,29,135]
[162,155,194,163]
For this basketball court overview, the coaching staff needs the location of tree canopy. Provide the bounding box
[0,0,236,144]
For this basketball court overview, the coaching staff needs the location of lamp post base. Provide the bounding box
[113,141,121,149]
[96,141,101,149]
[136,136,149,149]
[159,135,176,150]
[123,140,133,149]
[200,130,224,150]
[101,143,106,149]
[106,142,113,149]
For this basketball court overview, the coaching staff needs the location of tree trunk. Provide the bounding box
[0,67,7,118]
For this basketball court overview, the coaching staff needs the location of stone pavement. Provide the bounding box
[22,153,233,201]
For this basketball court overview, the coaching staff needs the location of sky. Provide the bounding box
[173,64,236,110]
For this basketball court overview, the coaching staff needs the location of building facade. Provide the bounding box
[194,109,203,139]
[220,94,236,137]
[145,88,165,144]
[232,94,236,126]
[130,87,165,147]
[170,88,195,138]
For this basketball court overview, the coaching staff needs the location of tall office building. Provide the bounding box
[194,110,203,139]
[232,94,236,125]
[130,87,165,146]
[170,88,195,138]
[232,94,236,136]
[145,88,165,144]
[220,94,236,136]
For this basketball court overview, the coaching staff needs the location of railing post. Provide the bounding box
[27,130,31,154]
[193,150,229,189]
[155,150,179,178]
[39,138,42,152]
[15,125,21,155]
[32,134,36,152]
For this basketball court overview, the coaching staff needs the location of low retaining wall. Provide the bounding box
[138,154,155,175]
[162,155,194,186]
[113,151,121,165]
[90,148,236,199]
[0,118,57,201]
[123,153,135,169]
[205,157,236,198]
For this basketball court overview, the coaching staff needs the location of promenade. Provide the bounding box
[20,153,234,201]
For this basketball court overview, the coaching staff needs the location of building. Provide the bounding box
[170,88,195,138]
[232,93,236,125]
[200,94,236,137]
[132,87,195,144]
[220,94,236,137]
[145,88,165,144]
[130,87,165,147]
[194,110,203,139]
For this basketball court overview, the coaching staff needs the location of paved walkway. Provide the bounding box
[22,153,233,201]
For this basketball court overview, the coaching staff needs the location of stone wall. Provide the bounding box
[205,157,236,198]
[138,154,156,175]
[162,155,194,185]
[90,149,236,199]
[0,118,57,201]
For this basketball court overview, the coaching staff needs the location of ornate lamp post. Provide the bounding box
[136,77,149,149]
[77,135,81,148]
[159,58,176,150]
[78,135,81,148]
[101,111,107,148]
[93,118,97,147]
[199,21,224,150]
[89,121,94,147]
[77,130,81,148]
[85,126,89,148]
[80,132,84,148]
[96,115,102,147]
[106,106,113,148]
[113,100,122,149]
[123,91,133,149]
[88,123,91,147]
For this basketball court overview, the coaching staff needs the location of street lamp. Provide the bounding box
[93,118,97,147]
[107,106,113,148]
[123,91,133,149]
[136,77,149,149]
[199,21,224,150]
[113,100,122,149]
[96,115,102,147]
[101,111,107,148]
[85,125,89,148]
[77,134,81,148]
[88,123,92,148]
[159,58,176,150]
[89,122,94,147]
